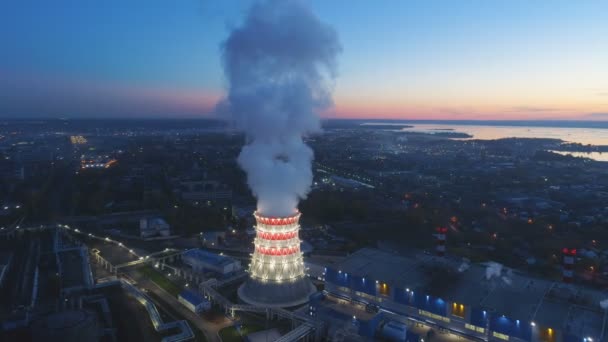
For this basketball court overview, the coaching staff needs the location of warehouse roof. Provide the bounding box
[331,248,429,290]
[329,248,607,339]
[179,289,207,306]
[182,249,236,267]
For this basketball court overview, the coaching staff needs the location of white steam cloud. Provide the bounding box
[485,262,503,280]
[485,262,513,285]
[218,0,340,217]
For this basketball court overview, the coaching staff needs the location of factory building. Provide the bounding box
[238,211,316,307]
[323,248,605,342]
[178,290,211,314]
[182,249,241,277]
[139,217,171,238]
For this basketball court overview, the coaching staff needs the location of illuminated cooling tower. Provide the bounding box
[238,211,316,307]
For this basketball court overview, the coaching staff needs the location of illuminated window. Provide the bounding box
[539,327,556,342]
[451,302,465,318]
[379,282,390,296]
[492,332,509,340]
[465,324,485,334]
[419,310,450,323]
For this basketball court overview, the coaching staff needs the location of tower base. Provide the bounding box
[238,276,316,308]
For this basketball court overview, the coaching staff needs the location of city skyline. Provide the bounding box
[1,0,608,121]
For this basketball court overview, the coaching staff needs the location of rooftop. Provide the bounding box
[179,289,207,306]
[331,248,429,290]
[182,249,236,267]
[331,248,608,338]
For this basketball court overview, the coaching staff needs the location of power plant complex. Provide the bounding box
[238,211,316,307]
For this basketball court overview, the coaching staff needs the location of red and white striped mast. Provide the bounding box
[562,248,576,283]
[436,227,448,257]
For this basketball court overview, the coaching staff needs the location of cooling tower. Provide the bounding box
[238,211,316,307]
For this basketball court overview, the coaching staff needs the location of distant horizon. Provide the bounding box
[2,116,608,122]
[2,116,608,127]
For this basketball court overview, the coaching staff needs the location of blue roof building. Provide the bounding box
[182,249,241,276]
[178,290,210,313]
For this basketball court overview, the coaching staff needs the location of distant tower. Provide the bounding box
[238,211,316,307]
[436,227,448,256]
[562,248,576,283]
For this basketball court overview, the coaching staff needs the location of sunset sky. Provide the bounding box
[1,0,607,120]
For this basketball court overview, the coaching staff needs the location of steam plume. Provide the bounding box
[218,0,340,217]
[485,262,513,285]
[485,262,503,280]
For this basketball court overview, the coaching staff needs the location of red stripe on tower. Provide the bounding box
[562,248,576,283]
[436,227,448,257]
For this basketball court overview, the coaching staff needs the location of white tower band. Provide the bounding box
[238,211,316,307]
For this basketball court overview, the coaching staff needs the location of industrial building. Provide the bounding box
[174,179,232,205]
[139,217,171,238]
[238,211,316,307]
[182,249,241,276]
[322,248,606,342]
[178,290,211,314]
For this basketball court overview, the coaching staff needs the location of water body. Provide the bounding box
[548,150,608,162]
[360,121,608,161]
[397,123,608,146]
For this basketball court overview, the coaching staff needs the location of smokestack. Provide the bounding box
[220,0,340,307]
[436,227,448,256]
[562,248,576,283]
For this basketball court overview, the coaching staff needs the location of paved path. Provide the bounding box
[127,268,233,342]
